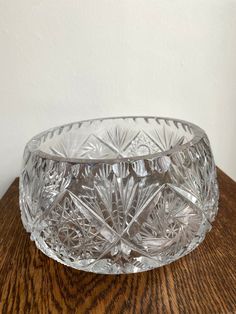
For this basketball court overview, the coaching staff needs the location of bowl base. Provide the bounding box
[34,231,207,274]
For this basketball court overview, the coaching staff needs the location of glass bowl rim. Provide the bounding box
[25,115,205,164]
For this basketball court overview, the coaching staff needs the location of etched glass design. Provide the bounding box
[20,117,219,274]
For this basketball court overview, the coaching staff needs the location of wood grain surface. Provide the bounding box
[0,169,236,314]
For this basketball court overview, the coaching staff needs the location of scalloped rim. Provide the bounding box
[25,116,205,164]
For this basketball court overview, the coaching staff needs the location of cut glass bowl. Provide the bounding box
[20,116,219,274]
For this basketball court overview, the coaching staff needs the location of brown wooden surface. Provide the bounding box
[0,169,236,314]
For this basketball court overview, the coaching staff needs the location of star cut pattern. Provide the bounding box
[19,118,219,274]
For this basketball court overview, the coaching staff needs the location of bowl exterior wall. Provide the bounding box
[20,130,218,274]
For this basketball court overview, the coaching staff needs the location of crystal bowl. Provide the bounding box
[20,116,219,274]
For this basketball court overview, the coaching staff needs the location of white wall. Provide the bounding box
[0,0,236,197]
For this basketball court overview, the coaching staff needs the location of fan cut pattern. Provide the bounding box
[20,117,219,274]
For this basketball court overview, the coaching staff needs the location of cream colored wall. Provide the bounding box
[0,0,236,196]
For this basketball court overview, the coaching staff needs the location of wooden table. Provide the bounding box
[0,169,235,314]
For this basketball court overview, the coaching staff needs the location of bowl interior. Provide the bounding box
[31,117,198,160]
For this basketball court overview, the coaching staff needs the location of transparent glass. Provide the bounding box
[19,116,219,274]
